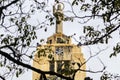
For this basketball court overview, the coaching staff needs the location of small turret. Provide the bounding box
[53,2,64,34]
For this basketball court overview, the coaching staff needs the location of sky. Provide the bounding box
[12,16,120,80]
[1,0,120,80]
[14,15,120,80]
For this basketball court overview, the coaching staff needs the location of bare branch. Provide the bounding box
[0,50,73,80]
[0,76,5,80]
[81,25,120,46]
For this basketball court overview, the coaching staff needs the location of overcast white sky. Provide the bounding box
[14,16,120,80]
[2,0,120,80]
[13,17,120,80]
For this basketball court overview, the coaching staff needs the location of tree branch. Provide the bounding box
[4,0,20,8]
[82,25,120,45]
[0,50,73,80]
[0,0,20,19]
[0,76,5,80]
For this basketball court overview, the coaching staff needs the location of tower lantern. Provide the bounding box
[53,2,64,34]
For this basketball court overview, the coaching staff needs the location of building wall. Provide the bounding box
[32,41,86,80]
[32,33,86,80]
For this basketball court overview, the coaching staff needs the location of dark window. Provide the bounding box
[64,61,70,68]
[57,61,62,73]
[49,40,52,44]
[67,40,69,44]
[57,38,61,43]
[57,38,65,43]
[64,61,70,65]
[49,61,54,72]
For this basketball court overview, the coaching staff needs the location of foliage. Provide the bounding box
[100,71,120,80]
[0,0,120,80]
[70,0,120,57]
[0,0,50,79]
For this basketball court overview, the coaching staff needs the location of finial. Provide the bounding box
[55,3,64,22]
[53,2,64,34]
[55,2,64,11]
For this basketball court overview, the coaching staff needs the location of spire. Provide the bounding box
[53,2,64,34]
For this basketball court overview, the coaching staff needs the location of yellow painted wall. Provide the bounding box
[32,33,86,80]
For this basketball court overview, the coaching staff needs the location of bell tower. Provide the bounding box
[32,2,86,80]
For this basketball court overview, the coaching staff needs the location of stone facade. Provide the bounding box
[32,2,86,80]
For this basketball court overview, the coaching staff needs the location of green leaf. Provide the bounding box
[0,34,4,37]
[49,18,53,21]
[75,2,78,5]
[105,38,108,44]
[110,54,113,58]
[15,69,22,78]
[7,66,12,71]
[21,17,26,22]
[29,55,33,58]
[27,41,30,46]
[45,27,47,32]
[72,0,76,6]
[16,71,19,77]
[0,63,3,67]
[2,38,9,44]
[45,15,49,19]
[31,9,35,13]
[48,54,52,59]
[10,18,14,22]
[32,36,35,40]
[15,20,18,26]
[83,27,86,33]
[40,39,44,42]
[19,68,22,75]
[9,11,12,14]
[30,32,33,36]
[21,37,24,42]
